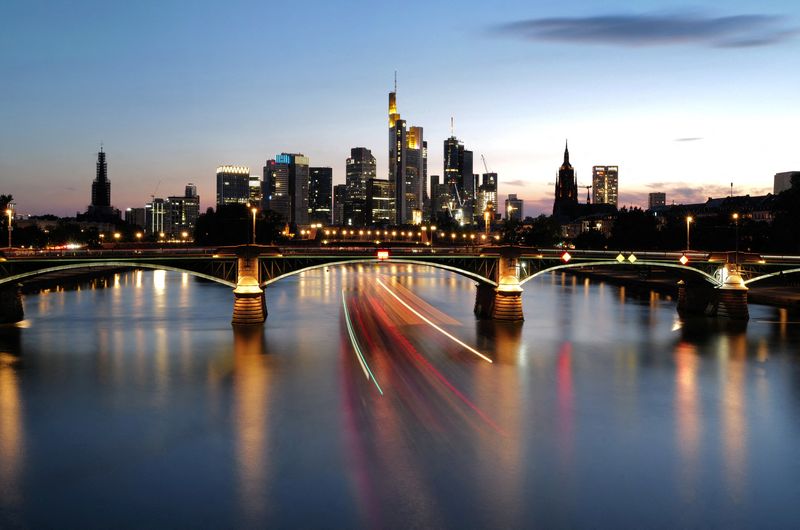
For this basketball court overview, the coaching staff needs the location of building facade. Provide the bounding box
[648,192,666,210]
[366,178,394,225]
[333,184,347,226]
[774,171,799,194]
[345,147,376,226]
[263,154,309,225]
[309,167,333,224]
[505,194,523,222]
[592,165,619,207]
[216,165,250,208]
[443,134,475,224]
[388,80,426,224]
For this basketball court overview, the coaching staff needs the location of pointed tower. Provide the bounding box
[553,140,578,220]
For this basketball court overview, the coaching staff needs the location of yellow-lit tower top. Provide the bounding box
[389,71,400,127]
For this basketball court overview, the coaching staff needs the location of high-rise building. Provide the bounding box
[216,165,250,208]
[478,172,498,219]
[167,186,200,237]
[366,179,394,225]
[553,141,578,219]
[346,147,376,226]
[505,194,523,222]
[87,146,118,219]
[145,198,166,234]
[443,133,474,223]
[125,207,146,228]
[249,174,262,207]
[388,77,426,224]
[774,171,799,194]
[309,167,333,224]
[263,154,309,225]
[333,184,347,225]
[592,165,619,207]
[648,192,666,210]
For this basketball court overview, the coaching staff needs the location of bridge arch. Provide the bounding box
[0,262,236,288]
[261,258,498,287]
[519,260,721,286]
[744,267,800,286]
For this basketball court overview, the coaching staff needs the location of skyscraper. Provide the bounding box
[478,172,498,220]
[167,184,200,237]
[87,146,117,219]
[263,153,309,226]
[249,174,262,207]
[505,194,523,222]
[333,184,347,225]
[216,165,250,208]
[346,147,376,226]
[388,76,426,224]
[553,141,578,220]
[443,133,474,223]
[592,166,619,207]
[309,167,333,224]
[366,179,394,225]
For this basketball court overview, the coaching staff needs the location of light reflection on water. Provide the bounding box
[0,265,799,528]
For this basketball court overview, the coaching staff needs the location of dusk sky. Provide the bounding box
[2,0,798,217]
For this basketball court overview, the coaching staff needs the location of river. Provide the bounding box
[1,264,799,528]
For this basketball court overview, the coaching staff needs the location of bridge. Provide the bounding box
[2,245,799,325]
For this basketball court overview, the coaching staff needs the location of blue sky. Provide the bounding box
[1,0,798,217]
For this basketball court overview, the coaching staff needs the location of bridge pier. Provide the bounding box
[716,268,749,320]
[677,266,748,321]
[232,246,266,326]
[0,284,24,324]
[474,247,524,322]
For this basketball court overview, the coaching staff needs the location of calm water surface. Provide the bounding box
[1,265,800,529]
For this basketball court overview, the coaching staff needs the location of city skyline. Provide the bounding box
[2,0,798,216]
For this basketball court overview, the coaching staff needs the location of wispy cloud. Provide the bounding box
[493,12,797,48]
[675,137,703,142]
[504,179,527,186]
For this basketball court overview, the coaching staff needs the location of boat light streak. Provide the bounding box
[341,290,384,395]
[375,278,493,364]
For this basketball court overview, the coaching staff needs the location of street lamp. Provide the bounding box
[685,216,693,250]
[5,208,12,248]
[732,213,740,266]
[251,207,258,244]
[430,225,437,247]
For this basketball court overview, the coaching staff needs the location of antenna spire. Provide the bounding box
[450,116,454,136]
[394,70,397,92]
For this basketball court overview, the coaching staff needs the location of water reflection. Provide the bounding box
[3,268,800,528]
[0,329,23,519]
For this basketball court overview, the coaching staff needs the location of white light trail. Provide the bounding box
[375,278,493,364]
[341,290,383,395]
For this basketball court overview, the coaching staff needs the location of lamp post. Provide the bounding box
[251,207,258,244]
[5,208,12,249]
[430,225,437,247]
[685,215,693,250]
[732,213,740,266]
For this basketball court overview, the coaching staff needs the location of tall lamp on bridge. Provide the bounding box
[251,207,258,245]
[685,215,693,251]
[5,207,12,249]
[732,212,740,266]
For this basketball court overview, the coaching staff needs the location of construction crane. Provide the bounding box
[481,154,491,175]
[579,185,591,204]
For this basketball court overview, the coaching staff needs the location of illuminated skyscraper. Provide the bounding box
[309,167,333,224]
[592,165,619,207]
[216,165,250,208]
[505,194,523,222]
[366,179,394,225]
[333,184,347,225]
[478,172,498,219]
[263,154,309,225]
[443,133,474,223]
[346,147,376,226]
[388,76,426,224]
[249,174,262,207]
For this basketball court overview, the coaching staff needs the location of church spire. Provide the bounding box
[564,139,569,165]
